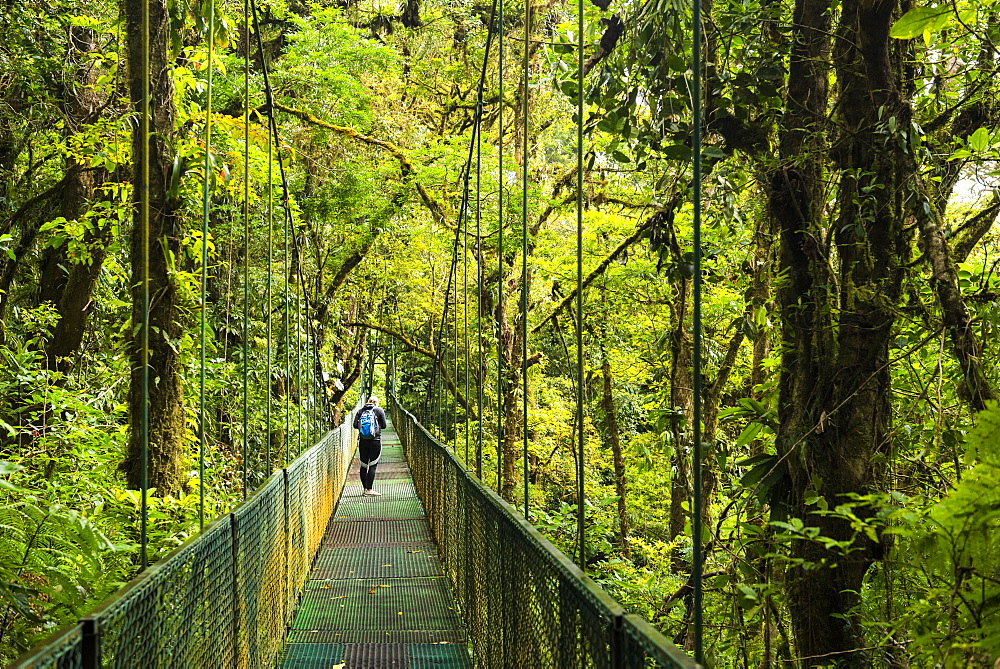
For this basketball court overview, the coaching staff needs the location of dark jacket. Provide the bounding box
[353,403,387,441]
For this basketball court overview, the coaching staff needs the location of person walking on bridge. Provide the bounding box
[353,395,387,496]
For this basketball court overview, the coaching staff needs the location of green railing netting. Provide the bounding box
[12,403,361,669]
[388,395,697,669]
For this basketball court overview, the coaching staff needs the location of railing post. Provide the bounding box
[80,617,98,669]
[230,513,241,669]
[282,466,290,632]
[612,613,624,669]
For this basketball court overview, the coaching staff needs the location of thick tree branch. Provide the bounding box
[952,196,1000,263]
[345,321,479,420]
[915,195,997,411]
[530,213,656,335]
[268,102,450,226]
[583,15,625,76]
[316,235,377,324]
[0,174,73,238]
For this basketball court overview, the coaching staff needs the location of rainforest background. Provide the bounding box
[2,0,1000,665]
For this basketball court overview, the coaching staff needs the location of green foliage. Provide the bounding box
[885,403,1000,663]
[278,6,399,129]
[889,4,979,41]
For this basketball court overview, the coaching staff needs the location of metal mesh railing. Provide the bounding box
[389,395,697,669]
[12,404,361,669]
[8,625,82,669]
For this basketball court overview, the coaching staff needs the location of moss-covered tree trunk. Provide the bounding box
[768,0,908,660]
[120,0,186,495]
[498,276,520,503]
[668,275,693,564]
[600,357,629,556]
[40,26,112,374]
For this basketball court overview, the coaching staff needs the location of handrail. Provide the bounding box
[11,399,363,669]
[388,394,698,669]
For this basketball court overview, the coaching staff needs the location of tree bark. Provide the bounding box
[498,268,520,503]
[120,0,187,495]
[668,276,693,564]
[600,357,629,557]
[40,26,112,374]
[768,0,907,661]
[917,202,996,412]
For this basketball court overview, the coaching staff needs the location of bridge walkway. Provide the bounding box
[279,419,473,668]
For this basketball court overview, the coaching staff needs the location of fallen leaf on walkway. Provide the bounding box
[369,589,376,594]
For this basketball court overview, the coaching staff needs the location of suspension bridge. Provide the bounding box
[9,0,711,661]
[12,396,696,668]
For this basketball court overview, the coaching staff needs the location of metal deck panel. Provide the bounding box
[331,497,425,520]
[321,519,435,547]
[286,630,467,644]
[308,546,442,579]
[280,423,469,668]
[290,577,462,631]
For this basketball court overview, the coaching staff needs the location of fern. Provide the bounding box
[902,402,1000,664]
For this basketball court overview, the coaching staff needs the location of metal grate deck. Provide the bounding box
[287,629,467,644]
[331,497,426,520]
[309,546,442,579]
[321,519,435,547]
[281,643,472,668]
[341,479,418,499]
[280,423,471,667]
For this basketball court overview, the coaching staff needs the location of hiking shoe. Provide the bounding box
[364,489,382,496]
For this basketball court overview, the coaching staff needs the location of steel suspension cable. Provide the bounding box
[245,0,275,476]
[436,225,460,436]
[497,0,505,492]
[452,249,459,443]
[139,0,150,570]
[241,0,251,498]
[251,0,296,466]
[198,0,216,532]
[475,120,484,479]
[290,238,325,439]
[463,194,470,463]
[284,180,290,465]
[265,111,274,475]
[296,282,303,456]
[692,0,705,659]
[431,11,496,446]
[462,0,499,476]
[250,0,298,469]
[575,0,585,570]
[452,135,480,455]
[520,0,530,520]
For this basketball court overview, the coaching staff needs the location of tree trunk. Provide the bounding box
[769,0,907,661]
[918,211,996,411]
[600,357,629,557]
[668,277,693,566]
[498,280,520,503]
[39,27,112,373]
[120,0,187,496]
